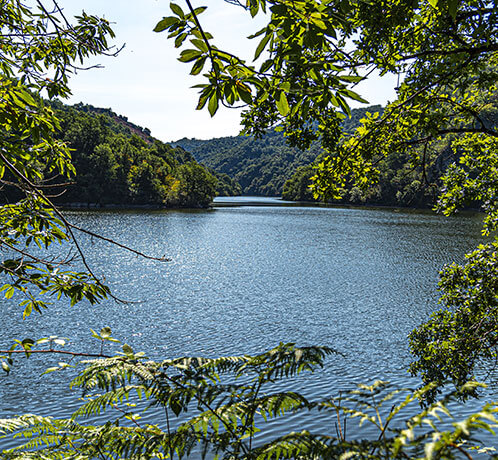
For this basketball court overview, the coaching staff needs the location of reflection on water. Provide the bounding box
[0,202,491,448]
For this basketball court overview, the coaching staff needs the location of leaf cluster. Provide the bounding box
[2,343,497,459]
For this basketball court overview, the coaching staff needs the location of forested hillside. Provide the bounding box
[281,147,446,206]
[0,101,222,208]
[174,105,382,196]
[284,97,498,207]
[174,130,319,196]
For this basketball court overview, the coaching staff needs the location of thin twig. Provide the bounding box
[0,349,110,357]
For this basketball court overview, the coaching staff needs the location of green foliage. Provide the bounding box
[176,105,384,198]
[171,162,218,208]
[281,165,315,202]
[18,101,218,208]
[409,241,498,402]
[0,1,116,326]
[212,170,242,197]
[2,339,497,459]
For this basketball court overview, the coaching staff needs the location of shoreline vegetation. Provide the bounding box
[59,195,482,217]
[0,100,226,209]
[174,101,490,210]
[5,98,485,213]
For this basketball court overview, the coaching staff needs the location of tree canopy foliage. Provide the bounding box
[156,0,498,401]
[175,128,320,196]
[0,0,118,321]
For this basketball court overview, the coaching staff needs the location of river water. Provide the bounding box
[0,197,494,451]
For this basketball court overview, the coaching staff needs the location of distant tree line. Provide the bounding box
[176,101,497,209]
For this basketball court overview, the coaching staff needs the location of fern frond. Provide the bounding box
[250,431,330,460]
[70,384,149,419]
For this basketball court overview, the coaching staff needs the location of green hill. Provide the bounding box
[12,101,221,208]
[174,105,383,196]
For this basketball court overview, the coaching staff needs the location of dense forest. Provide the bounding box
[174,105,384,197]
[174,130,319,196]
[175,100,493,210]
[2,97,484,209]
[0,101,242,208]
[281,140,449,207]
[284,98,498,207]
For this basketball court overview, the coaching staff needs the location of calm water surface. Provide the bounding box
[0,198,493,449]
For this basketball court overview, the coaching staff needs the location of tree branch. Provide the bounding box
[0,349,110,358]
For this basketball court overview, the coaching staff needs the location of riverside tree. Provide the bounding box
[0,1,118,324]
[2,0,498,458]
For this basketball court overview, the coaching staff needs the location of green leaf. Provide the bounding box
[179,49,202,63]
[339,75,364,83]
[260,59,273,73]
[238,86,252,104]
[254,32,272,60]
[193,6,207,16]
[90,328,101,339]
[335,93,351,117]
[170,397,183,416]
[191,56,207,75]
[196,90,211,110]
[4,286,14,299]
[342,88,369,104]
[22,338,35,349]
[122,344,134,355]
[175,32,188,48]
[22,302,32,319]
[208,92,219,116]
[100,327,112,338]
[276,91,290,116]
[42,366,60,375]
[170,2,185,18]
[191,39,208,52]
[153,17,179,32]
[18,90,36,106]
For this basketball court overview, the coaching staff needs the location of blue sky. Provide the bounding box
[59,1,397,142]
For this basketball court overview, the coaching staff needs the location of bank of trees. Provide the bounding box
[282,129,446,207]
[2,0,498,458]
[15,101,217,208]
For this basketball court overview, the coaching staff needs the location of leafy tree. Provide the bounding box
[170,161,218,207]
[0,0,120,322]
[157,0,498,399]
[211,170,243,196]
[281,165,315,201]
[175,129,321,196]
